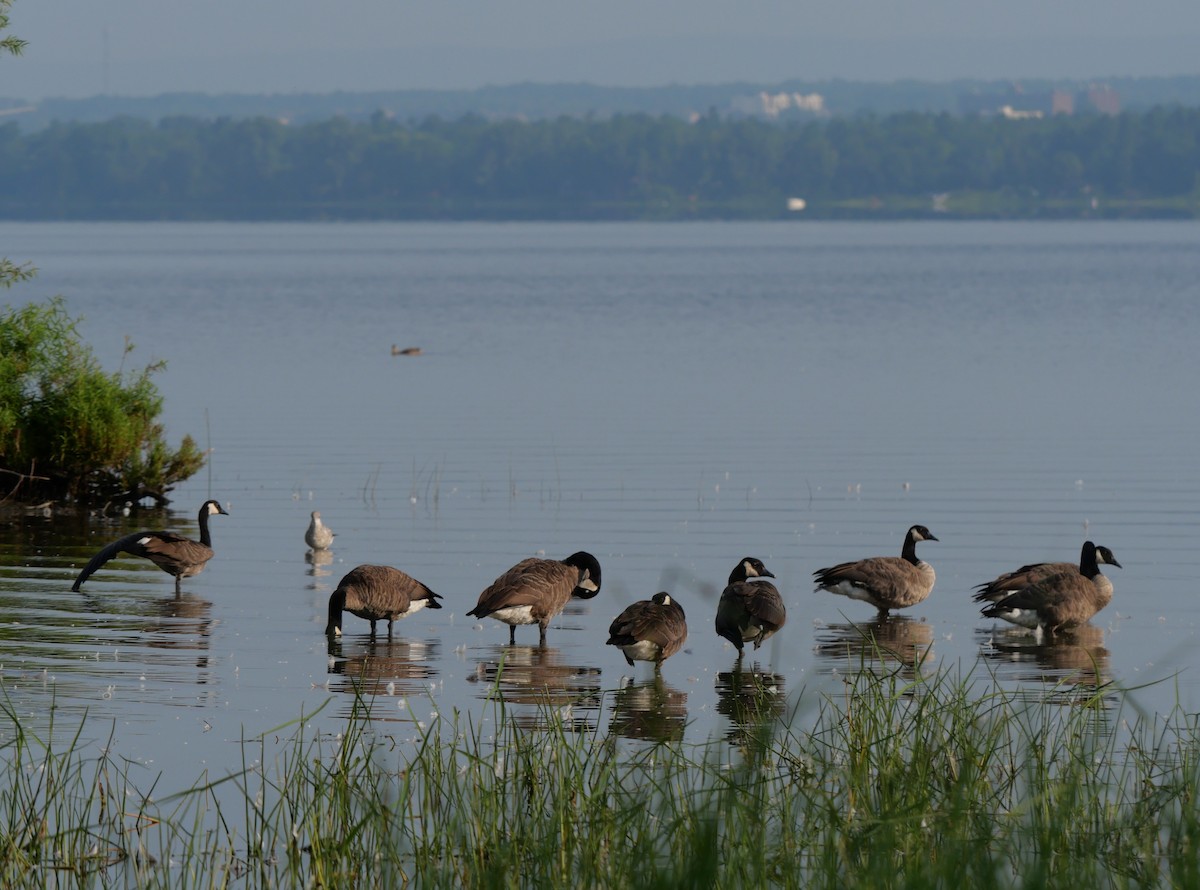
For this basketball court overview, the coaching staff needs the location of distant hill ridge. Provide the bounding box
[2,75,1199,131]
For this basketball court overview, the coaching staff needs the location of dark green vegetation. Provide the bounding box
[3,669,1200,888]
[5,75,1200,130]
[0,298,205,504]
[0,108,1199,220]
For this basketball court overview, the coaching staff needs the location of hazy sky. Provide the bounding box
[4,1,1200,100]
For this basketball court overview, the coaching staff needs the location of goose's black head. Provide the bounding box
[564,551,602,599]
[729,557,774,585]
[1095,545,1122,569]
[907,525,937,543]
[652,590,683,617]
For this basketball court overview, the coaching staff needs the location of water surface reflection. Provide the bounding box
[305,549,336,590]
[813,617,936,679]
[326,637,441,720]
[977,623,1112,695]
[468,644,603,731]
[715,667,787,744]
[608,676,689,743]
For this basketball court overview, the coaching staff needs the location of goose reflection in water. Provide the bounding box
[326,637,441,716]
[715,667,787,744]
[977,623,1112,697]
[143,592,216,670]
[812,616,936,679]
[74,588,216,668]
[469,644,603,731]
[608,676,689,743]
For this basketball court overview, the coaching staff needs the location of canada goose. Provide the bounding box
[305,511,335,551]
[72,499,229,595]
[467,551,602,645]
[980,541,1118,637]
[813,525,938,615]
[973,542,1121,604]
[325,564,443,638]
[715,557,787,655]
[607,592,688,669]
[391,345,422,356]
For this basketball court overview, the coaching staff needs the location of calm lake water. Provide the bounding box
[1,220,1199,785]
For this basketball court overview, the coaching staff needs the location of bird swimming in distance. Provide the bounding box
[467,551,602,645]
[715,557,787,656]
[980,540,1120,638]
[325,564,443,638]
[72,499,229,595]
[973,542,1121,605]
[813,525,938,616]
[607,591,688,670]
[305,510,335,551]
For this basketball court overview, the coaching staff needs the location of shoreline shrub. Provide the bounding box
[0,296,204,504]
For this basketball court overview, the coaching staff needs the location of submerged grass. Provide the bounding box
[3,668,1200,888]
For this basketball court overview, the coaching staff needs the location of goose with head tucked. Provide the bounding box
[72,499,229,595]
[981,540,1119,637]
[467,551,602,645]
[607,591,688,670]
[325,564,442,638]
[715,557,787,656]
[813,525,938,616]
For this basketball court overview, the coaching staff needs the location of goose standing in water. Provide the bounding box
[72,499,229,595]
[325,564,443,638]
[305,511,335,551]
[467,551,602,645]
[981,540,1120,637]
[715,557,787,656]
[813,525,938,616]
[607,592,688,670]
[973,542,1121,605]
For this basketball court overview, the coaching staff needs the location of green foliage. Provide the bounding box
[0,258,35,289]
[0,297,205,502]
[1,108,1200,219]
[0,0,26,59]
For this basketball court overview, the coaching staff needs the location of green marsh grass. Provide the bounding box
[3,668,1200,888]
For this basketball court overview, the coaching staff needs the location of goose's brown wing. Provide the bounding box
[339,565,441,615]
[993,570,1092,614]
[72,530,201,590]
[468,558,576,618]
[608,600,688,657]
[736,581,786,628]
[972,561,1071,603]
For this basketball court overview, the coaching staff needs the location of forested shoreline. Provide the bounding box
[1,107,1198,220]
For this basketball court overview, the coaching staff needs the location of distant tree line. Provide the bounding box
[0,108,1198,219]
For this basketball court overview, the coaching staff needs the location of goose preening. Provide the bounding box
[980,541,1120,637]
[71,499,229,595]
[325,564,443,638]
[607,591,688,669]
[466,551,602,645]
[715,557,787,656]
[973,542,1121,605]
[813,525,938,616]
[305,511,335,551]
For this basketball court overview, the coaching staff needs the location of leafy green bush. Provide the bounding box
[0,297,205,503]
